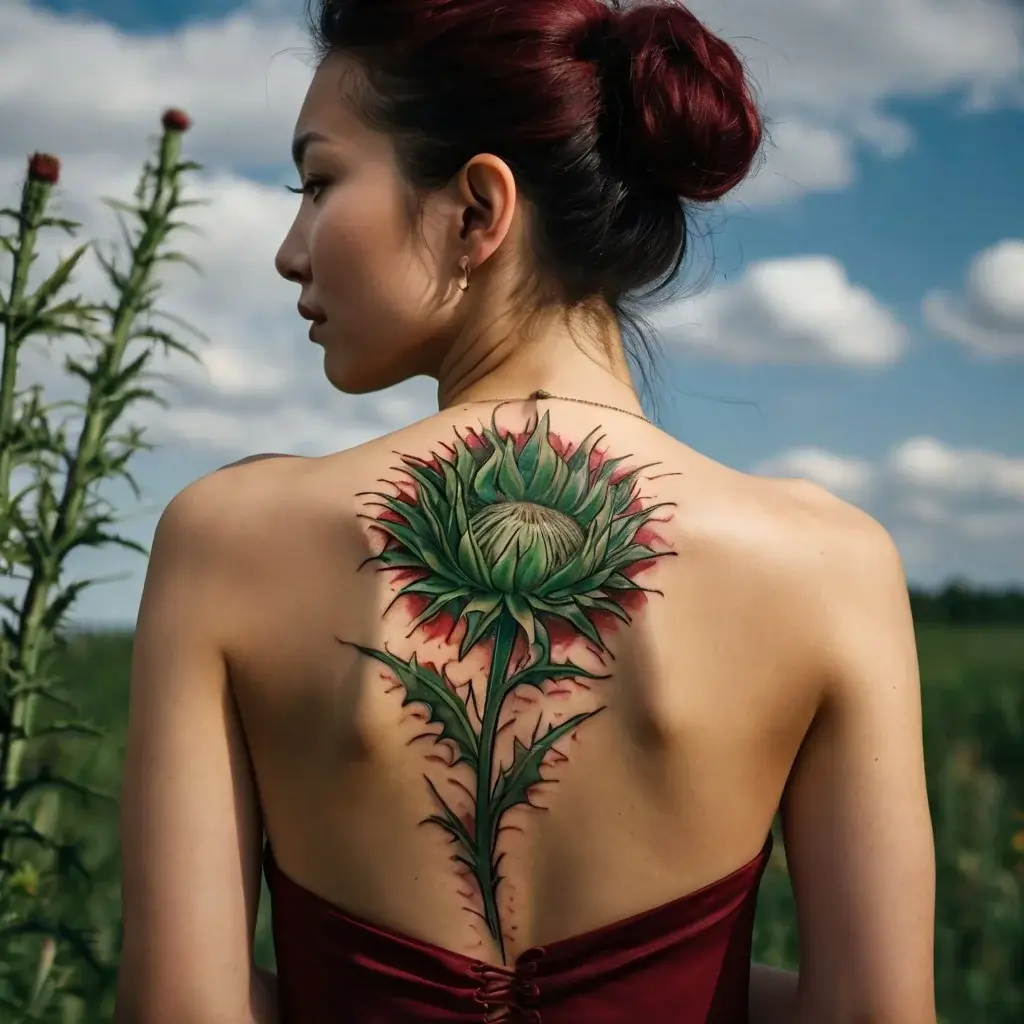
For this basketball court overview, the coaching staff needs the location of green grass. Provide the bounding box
[917,625,1024,681]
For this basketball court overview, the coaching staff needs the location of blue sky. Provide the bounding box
[1,0,1022,625]
[673,96,1023,452]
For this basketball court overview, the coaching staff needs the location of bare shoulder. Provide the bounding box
[689,457,905,600]
[676,459,913,693]
[155,434,417,555]
[152,443,405,581]
[736,467,904,592]
[750,470,895,554]
[158,453,310,533]
[765,473,908,635]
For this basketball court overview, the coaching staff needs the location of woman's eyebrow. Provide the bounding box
[291,130,330,169]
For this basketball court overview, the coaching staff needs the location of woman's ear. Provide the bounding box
[454,154,518,269]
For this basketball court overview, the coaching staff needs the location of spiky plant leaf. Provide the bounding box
[350,646,479,769]
[422,777,476,855]
[490,710,604,826]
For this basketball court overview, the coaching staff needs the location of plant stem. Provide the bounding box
[0,175,50,798]
[3,129,183,796]
[473,611,518,959]
[0,176,47,514]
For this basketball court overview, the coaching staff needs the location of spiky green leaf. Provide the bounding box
[423,777,476,855]
[490,709,604,826]
[351,646,479,769]
[503,654,608,697]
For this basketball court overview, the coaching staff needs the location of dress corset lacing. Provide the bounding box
[471,949,545,1022]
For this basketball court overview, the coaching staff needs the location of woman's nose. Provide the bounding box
[275,235,311,283]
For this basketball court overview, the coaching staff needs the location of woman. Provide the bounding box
[115,1,936,1021]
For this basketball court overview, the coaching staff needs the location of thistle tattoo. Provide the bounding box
[343,412,673,956]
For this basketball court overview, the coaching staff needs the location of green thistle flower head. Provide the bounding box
[366,412,670,656]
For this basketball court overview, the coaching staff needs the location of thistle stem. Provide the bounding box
[0,177,47,475]
[3,128,183,796]
[473,611,518,960]
[0,175,49,800]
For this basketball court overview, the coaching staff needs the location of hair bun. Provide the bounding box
[582,1,762,202]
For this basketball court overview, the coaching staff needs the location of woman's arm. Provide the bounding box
[251,967,279,1024]
[782,508,936,1023]
[749,964,799,1024]
[115,475,268,1024]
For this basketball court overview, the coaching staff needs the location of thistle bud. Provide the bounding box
[162,108,191,133]
[470,501,584,593]
[27,153,60,185]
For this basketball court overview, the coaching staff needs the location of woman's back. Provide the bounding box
[224,400,824,962]
[114,0,936,1017]
[118,393,934,1023]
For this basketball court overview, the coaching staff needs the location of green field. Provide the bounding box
[15,623,1024,1022]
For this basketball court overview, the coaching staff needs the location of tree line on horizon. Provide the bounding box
[909,583,1024,625]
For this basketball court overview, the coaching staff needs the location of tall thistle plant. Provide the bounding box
[0,109,204,1021]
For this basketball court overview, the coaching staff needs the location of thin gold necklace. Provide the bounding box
[465,389,649,423]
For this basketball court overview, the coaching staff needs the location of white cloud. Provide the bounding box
[754,436,1024,582]
[755,448,876,499]
[654,256,908,366]
[736,120,856,205]
[850,110,916,157]
[889,437,1024,500]
[923,239,1024,358]
[688,0,1023,202]
[689,0,1023,115]
[734,107,916,206]
[143,404,379,455]
[0,0,312,171]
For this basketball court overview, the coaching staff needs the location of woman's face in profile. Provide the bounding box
[275,54,458,394]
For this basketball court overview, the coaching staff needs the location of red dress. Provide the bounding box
[264,834,772,1023]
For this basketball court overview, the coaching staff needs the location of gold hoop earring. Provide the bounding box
[457,256,471,292]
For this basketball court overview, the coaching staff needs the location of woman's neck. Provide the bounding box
[435,306,642,417]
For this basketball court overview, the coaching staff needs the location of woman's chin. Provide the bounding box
[322,353,407,396]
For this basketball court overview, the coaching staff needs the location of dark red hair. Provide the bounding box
[305,0,761,361]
